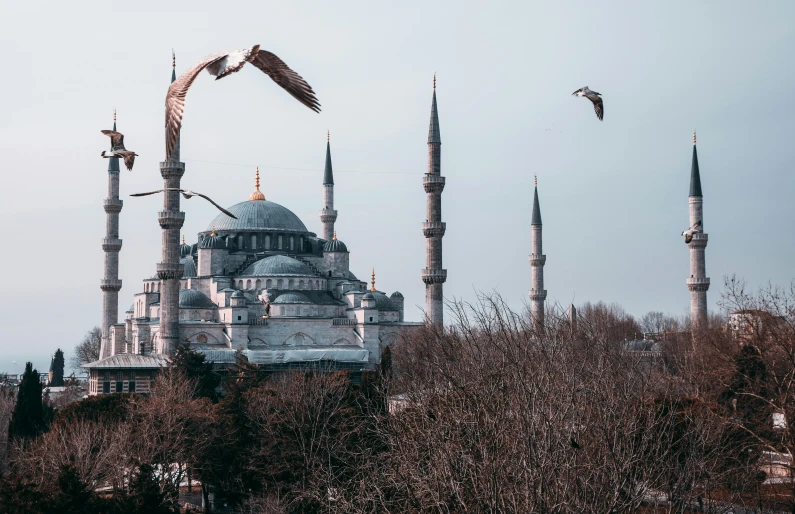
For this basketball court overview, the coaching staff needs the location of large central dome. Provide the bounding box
[207,199,308,233]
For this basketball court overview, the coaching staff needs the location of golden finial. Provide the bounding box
[172,49,175,69]
[693,130,697,145]
[249,167,266,201]
[333,230,337,241]
[211,227,217,237]
[181,234,186,245]
[113,108,116,123]
[433,73,436,90]
[327,130,330,142]
[534,174,537,187]
[370,268,377,292]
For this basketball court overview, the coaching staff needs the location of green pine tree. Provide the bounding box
[49,349,65,387]
[8,362,45,445]
[172,343,220,402]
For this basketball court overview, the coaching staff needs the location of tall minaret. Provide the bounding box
[319,131,337,241]
[99,109,123,359]
[687,131,709,329]
[157,51,186,355]
[529,176,547,331]
[421,75,447,326]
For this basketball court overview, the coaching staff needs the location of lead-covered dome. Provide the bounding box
[179,289,216,309]
[273,292,312,304]
[240,255,315,277]
[207,200,308,233]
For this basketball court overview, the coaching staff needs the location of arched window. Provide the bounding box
[266,279,272,288]
[299,236,304,251]
[309,281,315,290]
[299,280,305,289]
[277,279,283,289]
[237,236,244,249]
[246,279,252,290]
[278,235,283,250]
[255,279,261,289]
[288,279,295,289]
[316,280,320,289]
[265,234,271,249]
[251,235,257,249]
[290,236,295,251]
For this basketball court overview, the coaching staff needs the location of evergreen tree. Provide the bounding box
[49,349,65,387]
[8,362,45,444]
[172,343,221,402]
[117,464,175,514]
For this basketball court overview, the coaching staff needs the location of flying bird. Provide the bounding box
[130,188,238,219]
[682,220,702,244]
[165,45,321,159]
[572,86,604,121]
[101,130,138,171]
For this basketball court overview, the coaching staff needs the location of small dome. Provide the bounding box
[180,257,197,278]
[273,292,312,304]
[362,293,375,301]
[390,291,404,298]
[180,236,192,257]
[323,239,348,253]
[241,255,315,277]
[368,291,395,311]
[231,290,246,298]
[199,231,226,249]
[126,304,134,313]
[179,289,216,309]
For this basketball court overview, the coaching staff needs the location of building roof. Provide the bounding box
[179,289,217,309]
[690,143,703,197]
[240,255,315,277]
[390,291,404,298]
[180,241,192,257]
[531,186,542,226]
[323,140,334,185]
[199,232,226,249]
[82,354,170,369]
[231,290,246,298]
[363,291,395,311]
[323,238,348,253]
[207,200,308,233]
[272,292,312,304]
[428,86,441,144]
[180,257,197,278]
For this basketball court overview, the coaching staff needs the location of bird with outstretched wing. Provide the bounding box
[681,220,703,244]
[101,130,138,171]
[572,86,604,121]
[130,188,238,219]
[165,45,320,160]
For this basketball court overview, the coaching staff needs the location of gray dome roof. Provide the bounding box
[323,238,348,253]
[207,200,308,233]
[369,291,395,310]
[273,292,312,304]
[180,257,197,278]
[231,290,246,298]
[362,292,375,300]
[180,242,192,257]
[199,234,226,249]
[240,255,315,277]
[390,291,404,298]
[126,304,134,313]
[179,289,217,309]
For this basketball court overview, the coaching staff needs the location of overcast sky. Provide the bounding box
[1,1,793,374]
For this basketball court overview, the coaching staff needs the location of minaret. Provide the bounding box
[156,51,186,355]
[319,131,337,241]
[529,176,547,331]
[99,109,123,359]
[687,131,709,330]
[421,75,447,326]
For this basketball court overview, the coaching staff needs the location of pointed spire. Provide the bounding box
[249,167,266,201]
[113,108,117,131]
[171,49,176,83]
[108,109,120,172]
[428,75,441,144]
[370,268,377,292]
[181,234,186,245]
[531,176,542,226]
[689,130,702,197]
[332,230,337,241]
[323,132,334,185]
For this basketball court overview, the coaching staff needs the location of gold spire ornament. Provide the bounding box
[327,130,330,142]
[333,230,337,241]
[693,130,697,145]
[249,167,266,201]
[181,234,186,245]
[433,73,436,90]
[172,49,176,70]
[113,108,116,123]
[370,268,377,292]
[534,174,537,187]
[211,227,217,237]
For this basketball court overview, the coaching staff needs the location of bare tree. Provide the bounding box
[71,326,101,372]
[0,385,16,473]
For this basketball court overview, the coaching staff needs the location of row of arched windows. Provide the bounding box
[231,233,306,252]
[143,280,189,293]
[235,278,324,291]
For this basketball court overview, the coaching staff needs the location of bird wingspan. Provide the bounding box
[120,152,136,171]
[586,94,604,121]
[194,191,239,219]
[249,50,321,113]
[165,52,229,160]
[692,220,702,230]
[130,189,165,197]
[685,233,693,244]
[101,130,125,151]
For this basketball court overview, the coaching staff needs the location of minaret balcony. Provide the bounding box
[103,198,123,213]
[422,221,446,238]
[319,208,338,222]
[529,290,547,301]
[686,277,710,292]
[528,254,546,266]
[100,279,122,292]
[159,161,185,178]
[421,268,447,284]
[102,238,123,252]
[687,232,708,248]
[157,211,186,230]
[156,262,183,280]
[423,174,446,194]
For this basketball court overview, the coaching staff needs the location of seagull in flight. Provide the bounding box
[101,130,138,171]
[682,220,702,244]
[130,188,238,219]
[165,45,321,160]
[572,86,604,121]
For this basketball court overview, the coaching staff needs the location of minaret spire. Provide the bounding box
[422,75,447,326]
[99,109,124,358]
[319,131,338,241]
[249,167,265,201]
[529,176,547,331]
[171,49,176,83]
[686,131,709,330]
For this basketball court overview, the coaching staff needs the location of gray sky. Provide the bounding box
[1,1,793,374]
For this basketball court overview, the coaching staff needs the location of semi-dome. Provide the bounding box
[240,255,315,277]
[207,200,308,233]
[180,257,197,278]
[272,292,312,304]
[179,289,216,309]
[369,291,395,311]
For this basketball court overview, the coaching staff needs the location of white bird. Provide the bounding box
[165,45,321,160]
[681,220,702,244]
[130,188,238,219]
[101,130,138,171]
[572,86,604,121]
